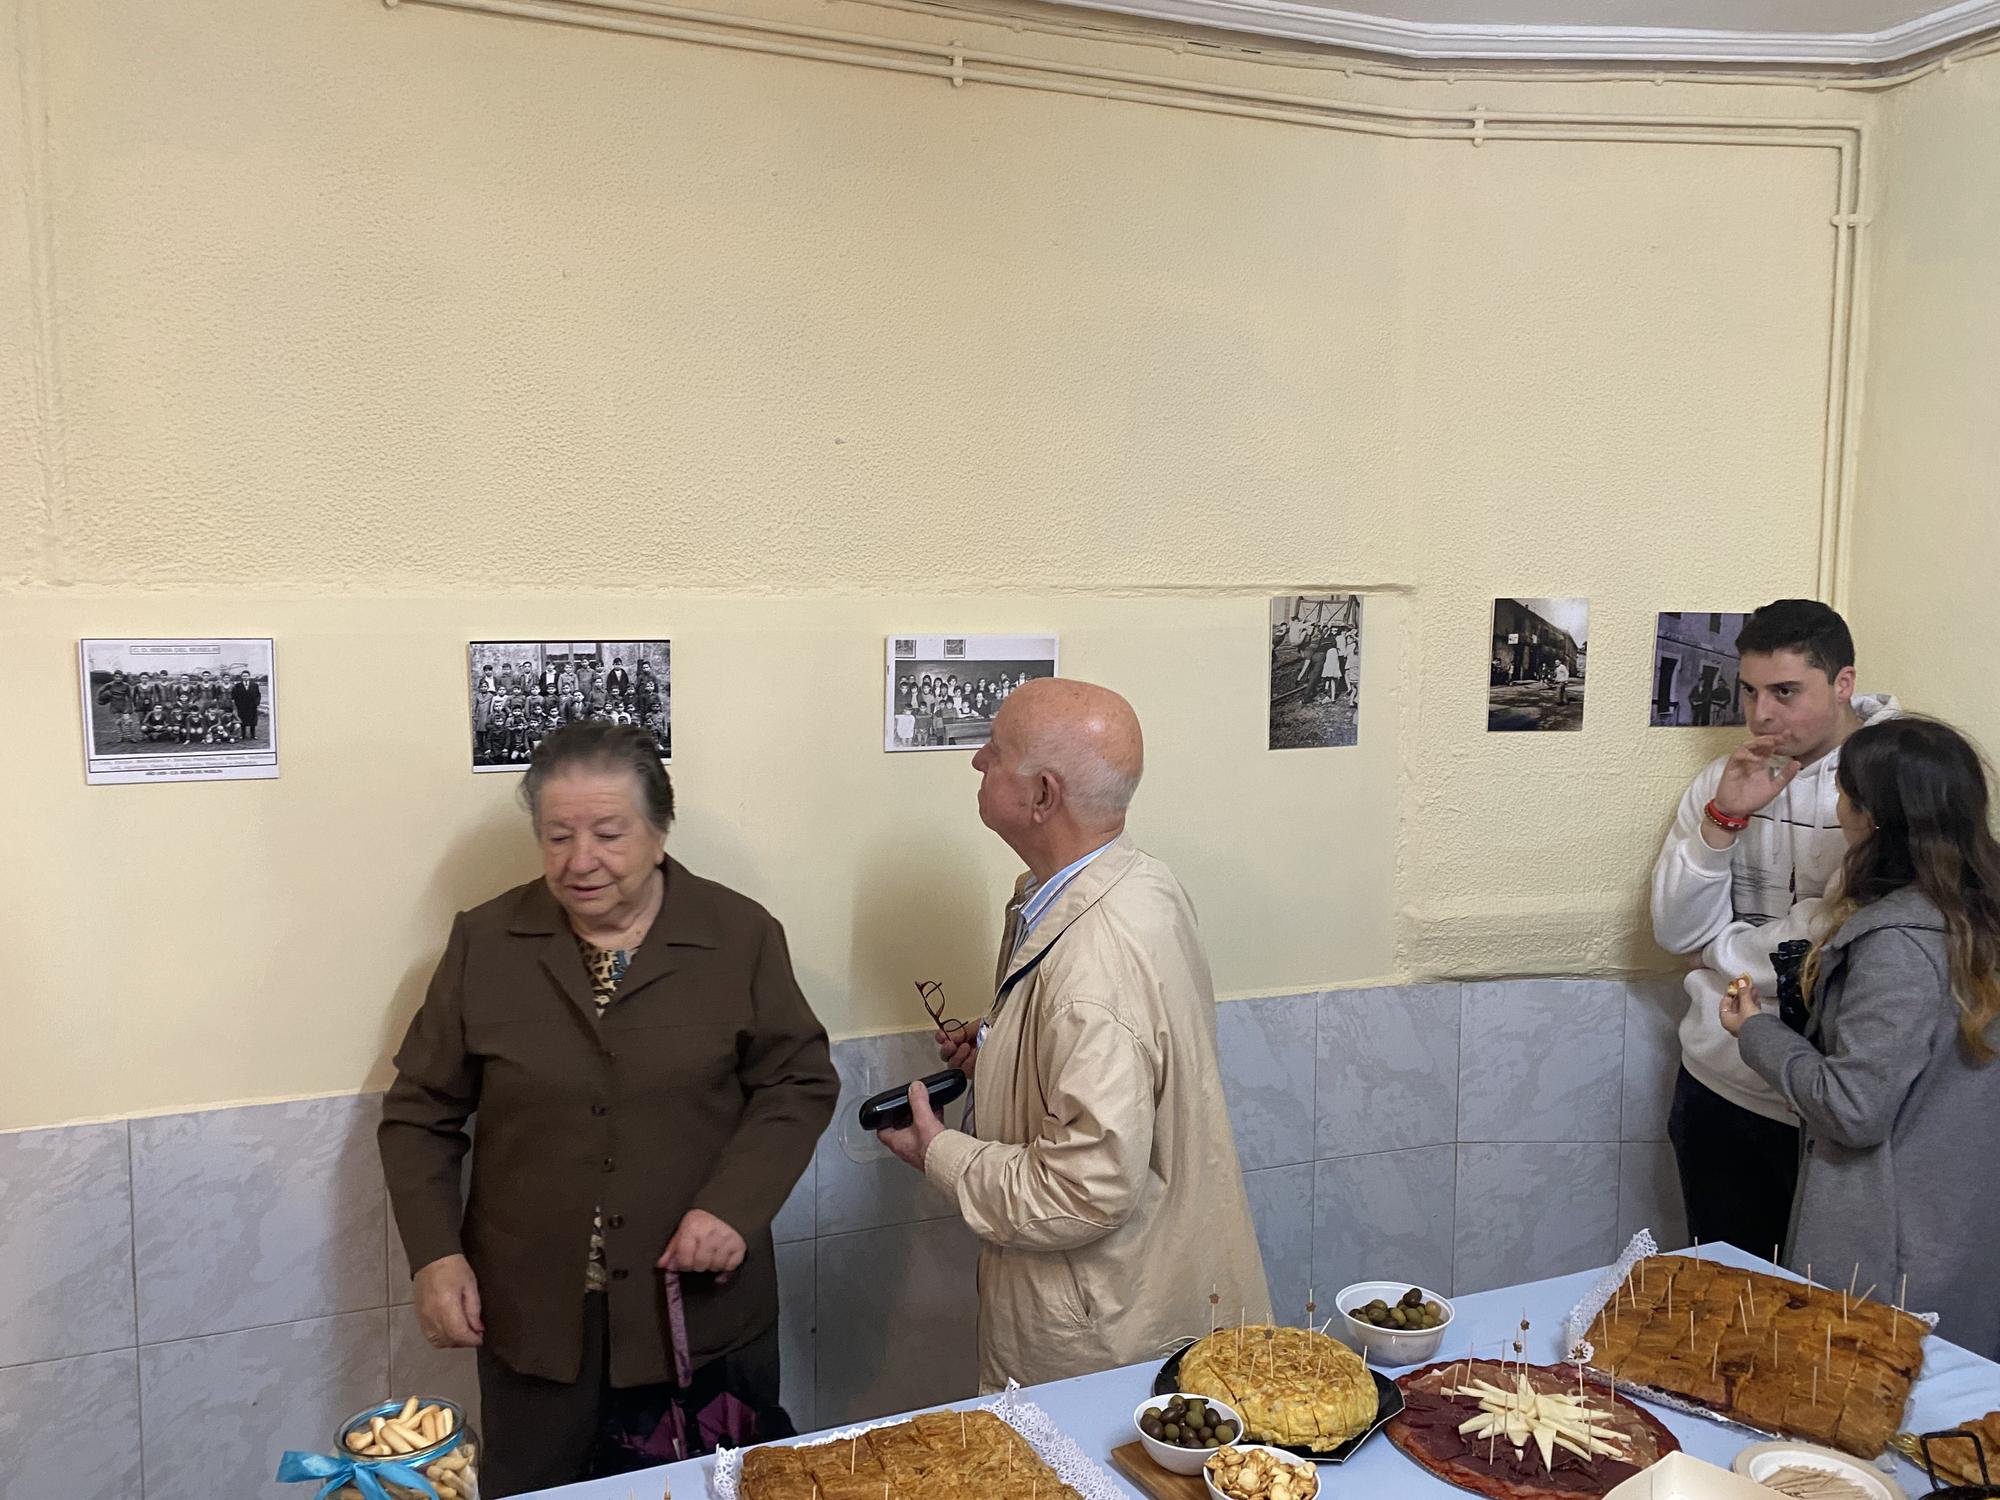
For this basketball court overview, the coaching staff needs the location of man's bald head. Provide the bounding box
[997,678,1144,823]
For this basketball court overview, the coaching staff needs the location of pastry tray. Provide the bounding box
[711,1386,1128,1500]
[1559,1232,1938,1456]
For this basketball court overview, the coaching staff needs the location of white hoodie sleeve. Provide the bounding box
[1702,895,1829,993]
[1653,760,1834,990]
[1651,761,1737,955]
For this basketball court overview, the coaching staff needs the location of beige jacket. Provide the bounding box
[924,836,1272,1390]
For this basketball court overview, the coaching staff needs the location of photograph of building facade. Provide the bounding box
[1650,611,1748,727]
[1488,597,1589,732]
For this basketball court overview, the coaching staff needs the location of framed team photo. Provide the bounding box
[885,634,1059,752]
[77,638,278,785]
[469,640,671,772]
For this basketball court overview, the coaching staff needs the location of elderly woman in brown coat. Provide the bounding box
[380,722,838,1497]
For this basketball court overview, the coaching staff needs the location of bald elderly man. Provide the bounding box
[878,679,1271,1388]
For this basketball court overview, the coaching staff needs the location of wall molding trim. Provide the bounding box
[991,0,2000,67]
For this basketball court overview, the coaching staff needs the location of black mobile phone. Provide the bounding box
[858,1068,968,1132]
[1774,939,1814,1034]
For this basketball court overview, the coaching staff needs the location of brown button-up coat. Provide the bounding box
[379,859,838,1387]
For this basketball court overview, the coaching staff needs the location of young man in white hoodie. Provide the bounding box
[1650,600,1899,1257]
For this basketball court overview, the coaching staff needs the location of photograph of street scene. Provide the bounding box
[1488,597,1588,732]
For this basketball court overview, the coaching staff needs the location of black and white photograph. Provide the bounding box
[1488,598,1589,732]
[1650,611,1748,727]
[1268,594,1363,750]
[469,640,670,772]
[885,633,1059,751]
[77,638,278,785]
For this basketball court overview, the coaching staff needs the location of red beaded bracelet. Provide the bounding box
[1704,799,1751,833]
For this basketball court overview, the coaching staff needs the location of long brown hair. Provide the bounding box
[1808,717,2000,1062]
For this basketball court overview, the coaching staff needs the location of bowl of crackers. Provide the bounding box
[1203,1443,1320,1500]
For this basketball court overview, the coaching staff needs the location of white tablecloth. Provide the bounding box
[518,1244,1999,1500]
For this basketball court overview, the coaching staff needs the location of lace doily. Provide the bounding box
[1560,1228,1659,1364]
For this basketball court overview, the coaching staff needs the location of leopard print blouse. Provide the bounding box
[579,939,631,1293]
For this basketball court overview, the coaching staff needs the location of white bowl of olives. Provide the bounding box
[1335,1281,1453,1366]
[1134,1393,1244,1474]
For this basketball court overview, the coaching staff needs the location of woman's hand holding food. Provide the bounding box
[413,1253,485,1348]
[1719,974,1762,1037]
[658,1208,747,1280]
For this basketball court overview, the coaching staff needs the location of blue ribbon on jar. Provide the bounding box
[274,1449,439,1500]
[278,1395,472,1500]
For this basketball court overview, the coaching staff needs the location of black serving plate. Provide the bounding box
[1152,1341,1404,1465]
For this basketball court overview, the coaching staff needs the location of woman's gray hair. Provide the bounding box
[519,721,674,832]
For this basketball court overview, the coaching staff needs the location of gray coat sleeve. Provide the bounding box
[1736,928,1945,1149]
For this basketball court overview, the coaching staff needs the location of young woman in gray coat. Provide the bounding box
[1722,716,2000,1359]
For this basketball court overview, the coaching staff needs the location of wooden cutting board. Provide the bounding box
[1109,1442,1210,1500]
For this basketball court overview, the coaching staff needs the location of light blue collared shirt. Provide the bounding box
[1014,838,1118,948]
[971,839,1118,1080]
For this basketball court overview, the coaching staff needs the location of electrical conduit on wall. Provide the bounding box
[392,0,1869,608]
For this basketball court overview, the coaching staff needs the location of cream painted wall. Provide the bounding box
[2,591,1409,1130]
[1,3,47,587]
[2,0,1885,1129]
[1848,50,2000,761]
[1393,133,1841,974]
